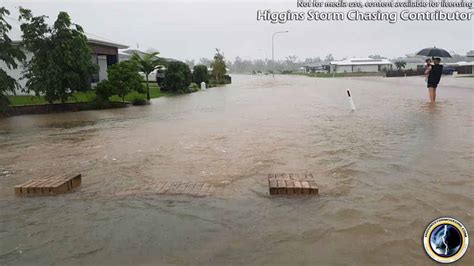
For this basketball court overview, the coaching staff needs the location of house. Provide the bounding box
[391,57,426,70]
[330,58,393,73]
[88,36,129,82]
[448,61,474,77]
[1,34,128,95]
[119,49,179,81]
[302,62,330,73]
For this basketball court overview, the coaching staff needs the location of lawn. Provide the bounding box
[7,83,170,106]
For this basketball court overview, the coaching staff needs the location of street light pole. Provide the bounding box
[271,30,288,78]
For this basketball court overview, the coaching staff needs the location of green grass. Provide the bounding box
[109,84,172,102]
[7,84,171,106]
[8,95,49,106]
[7,91,96,106]
[148,84,173,98]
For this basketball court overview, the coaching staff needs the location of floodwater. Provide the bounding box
[0,75,473,265]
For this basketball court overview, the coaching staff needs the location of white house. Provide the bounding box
[0,35,128,95]
[302,62,330,73]
[392,57,426,70]
[330,58,393,73]
[448,61,474,77]
[87,36,129,83]
[119,49,182,81]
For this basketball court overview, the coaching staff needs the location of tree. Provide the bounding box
[211,48,226,83]
[0,7,26,108]
[368,54,384,59]
[304,57,321,64]
[285,55,298,70]
[324,54,334,62]
[394,61,407,71]
[163,61,191,93]
[185,59,195,69]
[130,51,160,101]
[94,80,114,102]
[198,58,212,67]
[193,65,209,85]
[107,61,144,102]
[19,8,98,103]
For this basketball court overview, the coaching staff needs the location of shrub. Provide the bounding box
[129,91,148,105]
[208,79,217,87]
[188,83,200,93]
[163,61,191,93]
[192,65,209,85]
[107,61,144,102]
[208,75,231,86]
[0,94,10,113]
[223,74,232,84]
[94,80,114,102]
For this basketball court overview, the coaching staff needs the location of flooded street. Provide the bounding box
[1,74,473,265]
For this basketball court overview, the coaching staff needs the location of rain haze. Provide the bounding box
[2,0,473,61]
[1,0,474,265]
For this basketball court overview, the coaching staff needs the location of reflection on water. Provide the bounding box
[0,75,473,265]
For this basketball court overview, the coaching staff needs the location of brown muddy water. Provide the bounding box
[0,75,473,265]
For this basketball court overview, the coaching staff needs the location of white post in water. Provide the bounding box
[201,82,206,90]
[347,89,356,111]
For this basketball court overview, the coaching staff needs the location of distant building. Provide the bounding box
[1,35,128,95]
[447,61,474,77]
[392,57,426,70]
[302,62,330,73]
[330,58,393,73]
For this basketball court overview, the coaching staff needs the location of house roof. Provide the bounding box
[9,25,128,49]
[121,49,149,55]
[87,36,128,49]
[331,58,392,66]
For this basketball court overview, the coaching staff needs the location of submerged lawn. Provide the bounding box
[8,84,170,106]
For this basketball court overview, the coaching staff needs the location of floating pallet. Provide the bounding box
[15,174,82,195]
[153,181,215,197]
[268,173,318,196]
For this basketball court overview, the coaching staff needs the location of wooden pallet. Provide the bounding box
[14,174,82,195]
[268,173,318,196]
[153,181,215,197]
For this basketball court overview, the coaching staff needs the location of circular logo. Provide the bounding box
[423,217,469,263]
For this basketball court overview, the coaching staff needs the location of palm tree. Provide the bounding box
[394,60,407,71]
[130,51,160,101]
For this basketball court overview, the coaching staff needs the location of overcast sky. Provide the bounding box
[2,0,473,62]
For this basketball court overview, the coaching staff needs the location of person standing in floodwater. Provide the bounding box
[426,57,444,103]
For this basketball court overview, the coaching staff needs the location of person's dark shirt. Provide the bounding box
[428,64,443,85]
